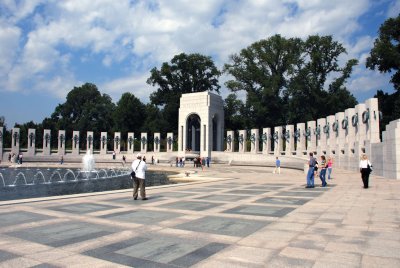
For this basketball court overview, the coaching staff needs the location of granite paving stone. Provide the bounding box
[100,209,184,224]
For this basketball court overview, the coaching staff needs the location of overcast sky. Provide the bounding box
[0,0,399,127]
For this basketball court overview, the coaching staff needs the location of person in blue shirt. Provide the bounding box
[306,153,316,188]
[273,157,281,174]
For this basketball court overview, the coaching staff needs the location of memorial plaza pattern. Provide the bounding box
[0,164,399,267]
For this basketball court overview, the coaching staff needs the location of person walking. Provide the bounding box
[319,155,328,187]
[273,157,281,174]
[306,153,316,188]
[131,153,148,200]
[327,156,333,180]
[206,157,210,168]
[359,154,372,189]
[112,151,116,160]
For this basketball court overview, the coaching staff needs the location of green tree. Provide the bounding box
[224,93,246,130]
[50,83,115,149]
[113,92,146,134]
[224,35,303,127]
[147,53,222,131]
[366,14,400,90]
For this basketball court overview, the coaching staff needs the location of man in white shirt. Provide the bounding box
[131,153,148,200]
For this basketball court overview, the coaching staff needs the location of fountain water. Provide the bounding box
[82,150,95,172]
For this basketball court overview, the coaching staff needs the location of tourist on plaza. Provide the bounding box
[176,157,179,167]
[179,157,183,167]
[143,156,146,162]
[206,157,210,167]
[18,153,23,164]
[199,157,204,171]
[319,155,328,187]
[273,157,281,174]
[60,156,64,164]
[327,156,333,180]
[182,156,185,167]
[359,154,372,189]
[306,153,317,188]
[131,153,148,200]
[8,153,11,162]
[151,155,154,165]
[112,151,116,160]
[122,155,126,165]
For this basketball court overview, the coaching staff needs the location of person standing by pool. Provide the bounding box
[273,157,281,174]
[131,153,148,200]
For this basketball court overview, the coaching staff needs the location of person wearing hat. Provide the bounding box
[131,153,148,200]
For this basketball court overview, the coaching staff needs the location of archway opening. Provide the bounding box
[212,115,219,151]
[186,114,201,152]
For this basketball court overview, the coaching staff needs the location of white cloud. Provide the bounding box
[387,0,400,17]
[0,0,391,103]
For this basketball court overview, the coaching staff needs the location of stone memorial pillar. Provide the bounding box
[326,115,336,154]
[43,129,51,156]
[86,131,94,152]
[296,123,306,156]
[27,129,36,156]
[72,131,80,155]
[140,133,148,153]
[0,126,3,161]
[262,128,271,154]
[11,128,20,155]
[285,125,294,155]
[306,121,316,153]
[250,129,259,153]
[166,132,174,152]
[273,126,282,156]
[335,112,345,166]
[154,132,161,152]
[58,130,66,155]
[365,98,380,143]
[316,119,325,155]
[127,132,135,154]
[344,108,356,169]
[226,130,234,152]
[114,132,121,154]
[100,132,107,155]
[355,103,367,146]
[238,130,247,153]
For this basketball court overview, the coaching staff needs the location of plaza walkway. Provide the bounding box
[0,164,399,267]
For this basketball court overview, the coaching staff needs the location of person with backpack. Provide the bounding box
[306,152,317,188]
[131,153,148,200]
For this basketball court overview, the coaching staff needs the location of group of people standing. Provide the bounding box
[306,152,372,189]
[306,153,333,188]
[8,153,23,164]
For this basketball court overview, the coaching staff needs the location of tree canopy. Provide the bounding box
[224,34,358,128]
[147,53,222,130]
[366,13,400,91]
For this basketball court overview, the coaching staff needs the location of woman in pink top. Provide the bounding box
[327,157,333,180]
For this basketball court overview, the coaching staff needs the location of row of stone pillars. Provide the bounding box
[225,98,380,157]
[0,128,175,158]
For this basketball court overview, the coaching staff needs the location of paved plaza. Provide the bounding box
[0,164,399,267]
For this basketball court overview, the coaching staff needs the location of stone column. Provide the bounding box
[296,123,306,156]
[58,130,66,155]
[0,126,3,161]
[27,129,36,156]
[285,125,294,155]
[382,119,400,180]
[250,129,259,153]
[306,121,316,153]
[167,132,174,152]
[273,126,282,156]
[238,130,247,153]
[262,128,271,154]
[326,115,336,154]
[86,131,94,152]
[140,132,148,153]
[72,131,80,155]
[127,132,135,154]
[344,108,356,170]
[316,119,325,155]
[100,132,108,155]
[43,129,51,156]
[335,112,345,167]
[365,98,380,143]
[154,132,161,152]
[11,128,20,155]
[226,130,234,152]
[355,103,367,147]
[114,132,121,154]
[178,123,184,153]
